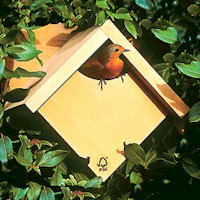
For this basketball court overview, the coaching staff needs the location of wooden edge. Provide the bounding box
[101,20,189,118]
[6,19,189,117]
[6,25,108,113]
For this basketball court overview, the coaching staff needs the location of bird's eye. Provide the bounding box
[114,48,119,52]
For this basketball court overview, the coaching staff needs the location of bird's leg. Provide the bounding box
[118,74,126,83]
[98,79,107,90]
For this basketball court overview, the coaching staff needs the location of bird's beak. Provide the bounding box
[123,49,130,52]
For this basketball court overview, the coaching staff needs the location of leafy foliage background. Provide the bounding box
[0,0,200,199]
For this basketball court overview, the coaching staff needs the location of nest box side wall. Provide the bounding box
[99,20,189,118]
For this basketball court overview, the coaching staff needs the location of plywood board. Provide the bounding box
[39,71,165,181]
[6,23,76,90]
[6,20,189,118]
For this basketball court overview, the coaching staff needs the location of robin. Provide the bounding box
[79,44,129,89]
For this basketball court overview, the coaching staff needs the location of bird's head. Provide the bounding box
[105,44,129,59]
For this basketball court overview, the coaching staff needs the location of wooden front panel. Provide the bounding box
[39,71,165,181]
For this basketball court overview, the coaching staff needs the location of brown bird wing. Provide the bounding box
[78,58,105,80]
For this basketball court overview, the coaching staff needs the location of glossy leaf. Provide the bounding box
[124,20,137,39]
[130,171,144,184]
[17,135,33,166]
[124,143,145,165]
[30,0,53,11]
[73,173,89,182]
[95,11,106,25]
[61,187,73,200]
[96,0,110,9]
[49,169,65,186]
[135,0,154,10]
[145,145,159,165]
[3,68,20,79]
[189,101,200,123]
[16,68,46,78]
[126,160,135,175]
[148,153,177,172]
[175,61,200,78]
[163,53,176,64]
[7,42,42,62]
[111,12,132,20]
[27,182,42,200]
[140,19,152,30]
[0,103,4,119]
[11,187,29,200]
[37,150,69,167]
[182,157,200,180]
[39,187,55,200]
[4,88,30,103]
[14,155,33,167]
[0,58,4,80]
[84,176,103,189]
[187,4,200,17]
[56,162,68,175]
[82,192,96,199]
[154,63,171,82]
[0,134,13,163]
[151,27,178,44]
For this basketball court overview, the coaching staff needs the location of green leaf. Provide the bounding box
[187,4,200,17]
[49,169,65,186]
[73,173,89,182]
[11,187,29,200]
[148,153,177,172]
[111,12,132,20]
[163,53,176,64]
[4,88,30,103]
[124,20,138,39]
[61,187,73,200]
[14,155,33,167]
[182,157,200,180]
[30,0,53,11]
[126,160,135,174]
[145,145,159,165]
[3,68,20,79]
[130,171,144,184]
[27,182,42,200]
[135,0,154,10]
[140,19,152,30]
[151,27,178,44]
[39,187,55,200]
[84,176,103,189]
[4,66,46,80]
[56,162,68,175]
[0,103,4,119]
[37,150,69,167]
[7,42,42,62]
[13,135,33,167]
[0,134,13,163]
[95,11,106,25]
[175,61,200,78]
[16,68,46,78]
[189,101,200,123]
[0,58,5,80]
[154,63,171,82]
[96,0,110,9]
[124,143,145,165]
[82,192,96,199]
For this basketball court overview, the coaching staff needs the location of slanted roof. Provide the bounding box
[6,19,189,117]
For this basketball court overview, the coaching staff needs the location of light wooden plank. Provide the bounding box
[100,20,189,117]
[39,71,166,181]
[6,23,76,90]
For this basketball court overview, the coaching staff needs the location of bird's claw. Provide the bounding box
[98,79,107,90]
[118,74,125,83]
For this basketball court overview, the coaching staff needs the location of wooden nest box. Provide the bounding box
[6,20,189,181]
